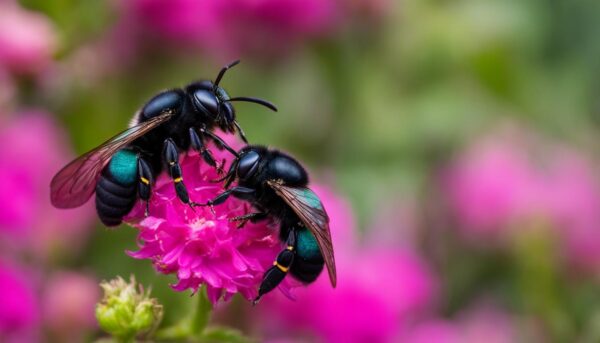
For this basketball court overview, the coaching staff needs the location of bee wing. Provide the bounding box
[267,180,337,287]
[50,112,173,208]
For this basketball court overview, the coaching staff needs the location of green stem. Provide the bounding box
[190,286,213,338]
[154,286,213,341]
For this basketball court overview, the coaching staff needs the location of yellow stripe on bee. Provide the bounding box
[286,246,294,251]
[140,177,150,185]
[273,261,289,273]
[174,177,183,183]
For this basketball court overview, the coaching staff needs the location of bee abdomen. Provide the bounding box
[95,149,139,226]
[290,227,324,283]
[291,258,324,283]
[95,173,137,227]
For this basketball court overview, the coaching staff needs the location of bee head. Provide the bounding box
[216,146,264,189]
[187,80,236,131]
[237,149,261,181]
[188,61,277,143]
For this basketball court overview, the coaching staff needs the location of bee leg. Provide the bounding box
[163,138,193,205]
[137,157,154,216]
[200,126,239,157]
[211,156,239,187]
[229,212,268,229]
[195,186,255,212]
[189,128,223,174]
[253,230,296,305]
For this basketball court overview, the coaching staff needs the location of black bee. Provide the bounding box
[50,61,277,226]
[201,145,337,303]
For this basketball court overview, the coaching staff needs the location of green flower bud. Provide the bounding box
[96,276,163,342]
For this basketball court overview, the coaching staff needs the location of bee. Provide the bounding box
[201,145,337,303]
[50,61,277,226]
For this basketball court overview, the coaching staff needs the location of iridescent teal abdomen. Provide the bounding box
[296,227,321,260]
[108,149,138,185]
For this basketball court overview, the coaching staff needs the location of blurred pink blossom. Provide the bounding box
[537,149,600,270]
[42,272,99,342]
[442,129,600,269]
[443,137,538,238]
[257,245,437,342]
[0,260,39,343]
[404,320,460,343]
[0,111,95,259]
[114,0,341,61]
[0,1,57,75]
[404,304,519,343]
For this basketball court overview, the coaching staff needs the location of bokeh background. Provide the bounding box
[2,0,600,341]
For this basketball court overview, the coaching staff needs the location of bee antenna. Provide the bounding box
[214,60,240,87]
[227,97,278,112]
[233,121,248,143]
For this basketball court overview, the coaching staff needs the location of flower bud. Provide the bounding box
[95,276,162,341]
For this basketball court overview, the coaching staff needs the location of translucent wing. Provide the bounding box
[267,180,337,287]
[50,112,173,208]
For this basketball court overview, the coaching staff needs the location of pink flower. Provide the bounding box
[0,260,39,343]
[125,139,297,304]
[0,1,57,75]
[535,149,600,270]
[442,137,537,238]
[256,246,437,343]
[42,272,100,342]
[442,128,600,269]
[403,304,521,343]
[115,0,341,61]
[0,111,95,259]
[405,320,461,343]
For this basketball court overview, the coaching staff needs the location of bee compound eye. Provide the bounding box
[237,151,260,180]
[193,89,219,116]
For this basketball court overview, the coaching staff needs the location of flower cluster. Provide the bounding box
[0,1,57,75]
[96,276,163,341]
[0,1,59,110]
[0,112,95,259]
[125,141,299,304]
[113,0,341,61]
[0,112,98,342]
[442,128,600,270]
[403,303,520,343]
[0,261,39,343]
[42,272,99,342]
